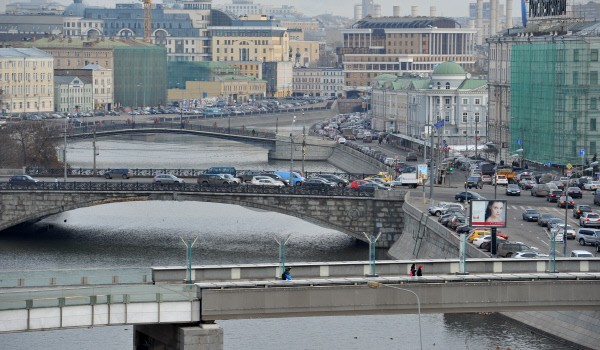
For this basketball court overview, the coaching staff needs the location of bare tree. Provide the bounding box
[0,122,62,169]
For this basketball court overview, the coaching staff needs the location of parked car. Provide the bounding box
[428,202,464,216]
[357,182,390,192]
[197,174,235,185]
[103,168,132,180]
[573,204,592,219]
[350,179,369,189]
[576,228,600,246]
[315,174,349,187]
[579,212,600,228]
[513,251,549,259]
[570,250,594,258]
[505,184,521,196]
[303,178,336,188]
[566,186,583,199]
[481,236,508,252]
[497,242,531,258]
[454,191,486,202]
[522,208,540,222]
[153,174,185,184]
[250,176,285,186]
[557,195,575,208]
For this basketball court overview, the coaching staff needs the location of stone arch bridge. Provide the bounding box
[0,183,406,247]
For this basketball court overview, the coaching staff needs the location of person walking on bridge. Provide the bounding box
[410,263,416,276]
[416,265,423,276]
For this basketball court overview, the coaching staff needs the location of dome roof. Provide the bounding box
[432,61,466,76]
[63,0,86,17]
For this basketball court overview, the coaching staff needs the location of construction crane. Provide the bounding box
[143,0,152,43]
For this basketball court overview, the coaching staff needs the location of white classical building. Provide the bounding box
[371,61,488,147]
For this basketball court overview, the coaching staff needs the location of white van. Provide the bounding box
[494,175,508,186]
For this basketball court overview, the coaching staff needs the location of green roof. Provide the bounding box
[432,61,466,76]
[458,79,487,90]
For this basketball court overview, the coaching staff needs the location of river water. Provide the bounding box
[0,134,575,349]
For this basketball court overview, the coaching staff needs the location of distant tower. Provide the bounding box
[362,0,375,18]
[354,4,363,20]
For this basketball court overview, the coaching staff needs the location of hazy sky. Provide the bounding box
[76,0,592,19]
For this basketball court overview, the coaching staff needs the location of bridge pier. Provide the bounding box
[134,323,223,350]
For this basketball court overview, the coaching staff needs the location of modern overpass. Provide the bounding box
[0,183,404,247]
[0,260,600,349]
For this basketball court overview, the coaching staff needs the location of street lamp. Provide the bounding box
[367,281,422,350]
[63,117,69,182]
[290,115,296,185]
[301,111,306,176]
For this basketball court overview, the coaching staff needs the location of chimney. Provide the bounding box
[411,5,418,17]
[506,0,513,28]
[354,4,362,21]
[393,6,400,17]
[490,0,498,35]
[476,0,483,45]
[430,6,437,17]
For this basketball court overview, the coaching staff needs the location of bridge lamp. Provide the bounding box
[290,116,296,184]
[367,281,422,350]
[63,117,69,182]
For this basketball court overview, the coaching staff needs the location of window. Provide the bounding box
[573,118,578,131]
[474,98,481,105]
[592,71,599,86]
[445,82,450,89]
[573,71,579,85]
[592,141,597,155]
[592,118,597,131]
[592,49,599,62]
[475,112,480,123]
[462,98,468,105]
[445,97,450,105]
[592,97,598,110]
[462,112,468,123]
[436,82,441,89]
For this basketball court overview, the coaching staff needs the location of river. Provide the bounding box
[0,134,575,349]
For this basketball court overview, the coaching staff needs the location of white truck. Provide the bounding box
[391,172,419,188]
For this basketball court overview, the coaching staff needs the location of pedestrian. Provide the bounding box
[54,178,59,189]
[410,263,416,276]
[281,267,292,281]
[416,265,423,276]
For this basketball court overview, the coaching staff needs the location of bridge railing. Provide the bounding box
[24,167,376,181]
[0,181,376,197]
[0,284,196,312]
[0,268,152,288]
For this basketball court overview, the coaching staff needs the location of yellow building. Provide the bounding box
[289,40,322,67]
[224,61,263,80]
[209,16,289,62]
[168,75,266,103]
[0,47,54,115]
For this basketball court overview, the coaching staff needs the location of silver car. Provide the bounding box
[153,174,185,184]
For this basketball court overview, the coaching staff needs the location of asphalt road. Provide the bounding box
[407,169,599,258]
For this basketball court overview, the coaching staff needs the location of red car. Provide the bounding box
[350,179,368,189]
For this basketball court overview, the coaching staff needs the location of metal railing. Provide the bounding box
[0,268,152,288]
[0,181,375,197]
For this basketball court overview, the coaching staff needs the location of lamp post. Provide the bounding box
[134,83,140,128]
[290,115,296,185]
[367,281,422,350]
[63,117,69,182]
[301,111,306,176]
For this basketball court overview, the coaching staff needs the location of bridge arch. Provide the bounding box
[0,187,405,246]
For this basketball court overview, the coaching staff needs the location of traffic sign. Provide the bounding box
[567,163,572,169]
[580,149,586,156]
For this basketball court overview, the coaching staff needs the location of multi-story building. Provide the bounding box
[337,16,477,95]
[292,67,344,98]
[182,75,266,103]
[289,40,322,67]
[55,64,114,111]
[370,61,487,148]
[0,47,54,115]
[263,61,293,98]
[224,61,262,80]
[486,0,595,165]
[209,15,289,63]
[13,37,167,109]
[53,75,93,114]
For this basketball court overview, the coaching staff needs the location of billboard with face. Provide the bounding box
[470,200,507,228]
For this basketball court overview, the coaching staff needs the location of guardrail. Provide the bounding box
[0,181,375,197]
[0,268,152,288]
[0,284,196,312]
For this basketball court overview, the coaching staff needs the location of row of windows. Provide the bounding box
[4,101,49,110]
[293,85,343,91]
[222,85,264,92]
[1,85,53,95]
[0,60,50,68]
[1,72,53,82]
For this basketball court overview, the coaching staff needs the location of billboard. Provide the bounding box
[529,0,567,19]
[469,200,507,228]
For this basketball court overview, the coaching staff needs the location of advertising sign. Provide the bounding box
[417,164,428,182]
[469,200,507,228]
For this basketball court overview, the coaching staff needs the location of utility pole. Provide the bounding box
[92,129,97,176]
[302,112,306,176]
